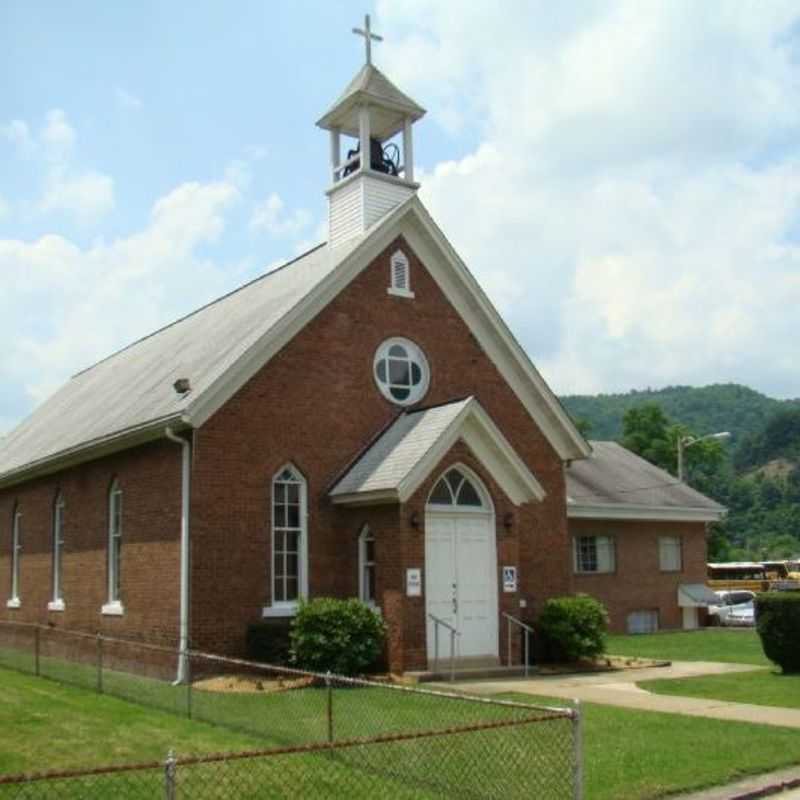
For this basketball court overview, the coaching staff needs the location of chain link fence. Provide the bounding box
[0,621,581,798]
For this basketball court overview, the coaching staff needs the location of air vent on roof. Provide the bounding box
[173,378,191,395]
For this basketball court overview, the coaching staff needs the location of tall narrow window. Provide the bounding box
[268,465,307,614]
[359,525,376,607]
[7,506,21,608]
[103,480,124,614]
[388,249,413,297]
[50,492,65,611]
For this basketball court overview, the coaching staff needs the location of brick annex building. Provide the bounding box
[0,38,723,676]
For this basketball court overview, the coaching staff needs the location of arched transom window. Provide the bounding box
[428,468,487,509]
[373,337,429,406]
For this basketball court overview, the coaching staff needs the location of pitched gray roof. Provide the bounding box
[316,64,426,140]
[566,441,724,512]
[331,398,472,498]
[322,63,425,121]
[0,237,363,483]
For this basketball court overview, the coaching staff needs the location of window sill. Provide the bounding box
[6,597,20,609]
[101,601,125,616]
[48,599,66,612]
[573,570,616,576]
[387,287,415,299]
[262,605,297,619]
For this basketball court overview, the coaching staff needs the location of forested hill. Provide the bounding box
[561,384,800,443]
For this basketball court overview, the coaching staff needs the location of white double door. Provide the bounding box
[425,512,498,661]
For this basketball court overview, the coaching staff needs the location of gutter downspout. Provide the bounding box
[165,426,191,684]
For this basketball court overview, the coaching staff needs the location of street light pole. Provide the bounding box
[677,431,731,482]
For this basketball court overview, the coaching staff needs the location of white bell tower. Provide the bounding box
[317,14,426,248]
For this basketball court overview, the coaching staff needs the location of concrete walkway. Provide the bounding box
[450,661,800,729]
[673,765,800,799]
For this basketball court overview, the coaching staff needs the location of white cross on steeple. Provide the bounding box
[352,13,383,65]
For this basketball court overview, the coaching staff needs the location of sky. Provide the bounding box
[2,1,800,435]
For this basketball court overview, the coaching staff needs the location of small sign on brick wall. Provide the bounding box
[502,566,517,593]
[406,568,422,597]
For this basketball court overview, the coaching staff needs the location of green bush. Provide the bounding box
[290,597,386,676]
[755,592,800,673]
[246,620,292,665]
[538,594,608,663]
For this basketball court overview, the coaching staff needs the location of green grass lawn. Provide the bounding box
[0,668,262,774]
[606,629,771,666]
[4,663,800,799]
[639,669,800,710]
[0,666,567,799]
[500,692,800,800]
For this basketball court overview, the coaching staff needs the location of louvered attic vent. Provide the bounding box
[388,249,414,298]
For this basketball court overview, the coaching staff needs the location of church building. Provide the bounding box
[0,19,722,677]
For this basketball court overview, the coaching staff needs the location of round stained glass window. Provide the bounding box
[373,338,430,406]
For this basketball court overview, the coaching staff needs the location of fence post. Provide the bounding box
[96,634,103,694]
[572,699,583,800]
[34,626,40,677]
[186,650,192,720]
[325,670,334,746]
[164,750,177,800]
[523,629,530,679]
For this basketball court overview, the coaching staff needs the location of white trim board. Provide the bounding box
[567,502,725,523]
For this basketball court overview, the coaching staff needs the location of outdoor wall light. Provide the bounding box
[410,510,420,529]
[503,512,514,530]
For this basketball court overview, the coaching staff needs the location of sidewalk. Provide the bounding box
[673,765,800,799]
[451,661,800,730]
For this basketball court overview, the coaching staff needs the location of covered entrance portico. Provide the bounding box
[330,396,546,673]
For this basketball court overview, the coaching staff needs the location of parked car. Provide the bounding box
[721,600,755,627]
[708,590,756,626]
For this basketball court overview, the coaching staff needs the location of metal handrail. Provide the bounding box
[428,613,460,682]
[502,612,534,677]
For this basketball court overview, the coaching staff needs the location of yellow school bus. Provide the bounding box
[707,562,770,593]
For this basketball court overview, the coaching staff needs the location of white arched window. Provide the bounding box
[102,480,124,615]
[266,464,308,616]
[427,467,490,511]
[7,505,21,608]
[49,491,65,611]
[387,249,414,298]
[358,525,376,607]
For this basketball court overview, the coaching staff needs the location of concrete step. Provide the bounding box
[409,664,536,683]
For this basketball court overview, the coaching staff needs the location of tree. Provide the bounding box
[622,403,726,481]
[622,404,673,471]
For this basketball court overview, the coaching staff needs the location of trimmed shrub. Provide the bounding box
[290,597,386,676]
[246,620,292,665]
[755,592,800,673]
[538,594,608,663]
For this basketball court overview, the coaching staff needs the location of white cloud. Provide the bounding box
[40,109,76,161]
[114,87,143,111]
[39,169,115,222]
[3,109,116,224]
[249,192,312,237]
[377,0,800,398]
[1,119,33,155]
[0,177,242,422]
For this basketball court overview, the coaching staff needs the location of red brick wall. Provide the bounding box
[0,440,182,645]
[569,517,708,633]
[189,236,570,659]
